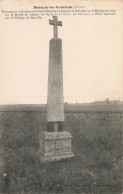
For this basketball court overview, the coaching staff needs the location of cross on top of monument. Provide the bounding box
[49,16,62,39]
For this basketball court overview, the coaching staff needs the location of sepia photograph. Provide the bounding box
[0,0,123,193]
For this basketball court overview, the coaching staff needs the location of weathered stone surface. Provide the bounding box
[39,131,74,162]
[47,38,64,122]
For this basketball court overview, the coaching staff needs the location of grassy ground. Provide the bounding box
[0,112,122,193]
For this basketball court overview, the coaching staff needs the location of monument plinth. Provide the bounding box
[39,16,74,162]
[39,131,74,161]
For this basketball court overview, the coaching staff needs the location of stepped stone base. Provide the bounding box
[39,131,74,162]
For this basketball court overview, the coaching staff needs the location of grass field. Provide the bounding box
[0,112,122,193]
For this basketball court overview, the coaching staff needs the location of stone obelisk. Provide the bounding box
[39,16,74,162]
[47,16,64,132]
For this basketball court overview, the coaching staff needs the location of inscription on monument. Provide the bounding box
[55,140,65,150]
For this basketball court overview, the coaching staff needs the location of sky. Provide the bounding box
[0,0,123,104]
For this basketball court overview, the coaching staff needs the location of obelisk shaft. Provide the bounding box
[47,17,64,132]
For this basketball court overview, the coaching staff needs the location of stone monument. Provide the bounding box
[39,16,74,161]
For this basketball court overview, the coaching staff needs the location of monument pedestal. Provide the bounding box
[39,131,74,162]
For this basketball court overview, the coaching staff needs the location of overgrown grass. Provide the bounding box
[0,112,122,193]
